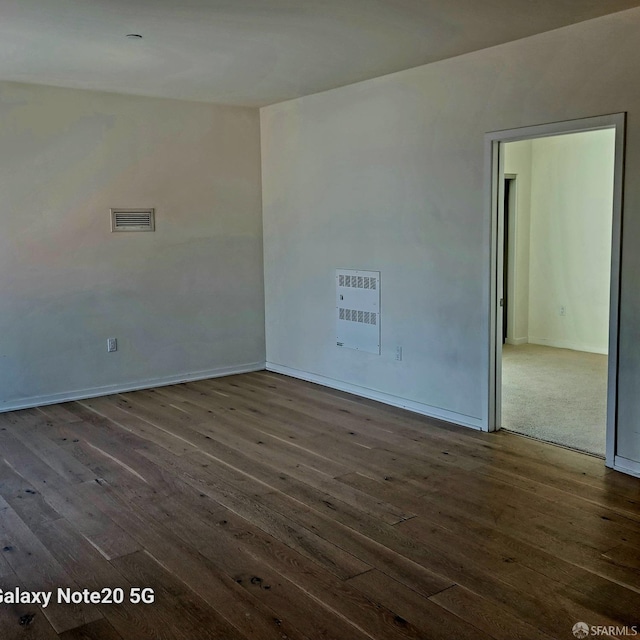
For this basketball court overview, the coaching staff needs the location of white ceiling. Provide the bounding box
[1,0,639,107]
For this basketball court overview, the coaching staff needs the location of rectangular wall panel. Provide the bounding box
[336,269,380,354]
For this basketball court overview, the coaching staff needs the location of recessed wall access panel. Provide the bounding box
[336,269,380,354]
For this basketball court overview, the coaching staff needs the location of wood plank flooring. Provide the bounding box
[0,371,639,639]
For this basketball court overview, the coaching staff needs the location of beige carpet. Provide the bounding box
[501,343,607,456]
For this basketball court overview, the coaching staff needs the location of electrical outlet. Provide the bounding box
[395,346,403,361]
[107,338,118,352]
[559,306,566,316]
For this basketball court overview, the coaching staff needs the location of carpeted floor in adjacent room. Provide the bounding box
[501,343,607,456]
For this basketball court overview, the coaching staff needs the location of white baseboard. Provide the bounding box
[0,362,266,413]
[614,455,640,478]
[505,337,528,346]
[265,362,483,431]
[528,337,608,355]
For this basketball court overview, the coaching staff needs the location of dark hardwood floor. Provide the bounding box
[0,371,639,639]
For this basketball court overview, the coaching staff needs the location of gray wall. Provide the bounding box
[0,82,265,409]
[528,130,615,354]
[261,7,640,461]
[504,131,616,354]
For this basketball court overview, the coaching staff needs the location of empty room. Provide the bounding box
[500,129,616,457]
[1,2,640,639]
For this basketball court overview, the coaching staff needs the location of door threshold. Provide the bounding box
[499,428,605,460]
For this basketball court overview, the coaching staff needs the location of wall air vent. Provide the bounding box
[110,208,155,232]
[336,269,380,354]
[338,274,377,290]
[338,308,377,325]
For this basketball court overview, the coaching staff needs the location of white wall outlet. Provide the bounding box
[107,338,118,352]
[559,306,566,316]
[395,346,403,361]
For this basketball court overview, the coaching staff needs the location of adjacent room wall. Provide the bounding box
[527,130,615,354]
[504,140,533,345]
[504,130,615,354]
[261,7,640,462]
[0,82,265,409]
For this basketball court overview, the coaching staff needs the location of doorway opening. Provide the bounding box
[502,174,516,345]
[486,114,625,470]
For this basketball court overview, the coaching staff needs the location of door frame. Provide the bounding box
[484,113,626,469]
[503,174,517,345]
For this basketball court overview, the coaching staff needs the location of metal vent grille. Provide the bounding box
[111,208,155,232]
[338,275,376,290]
[336,269,380,354]
[338,308,377,325]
